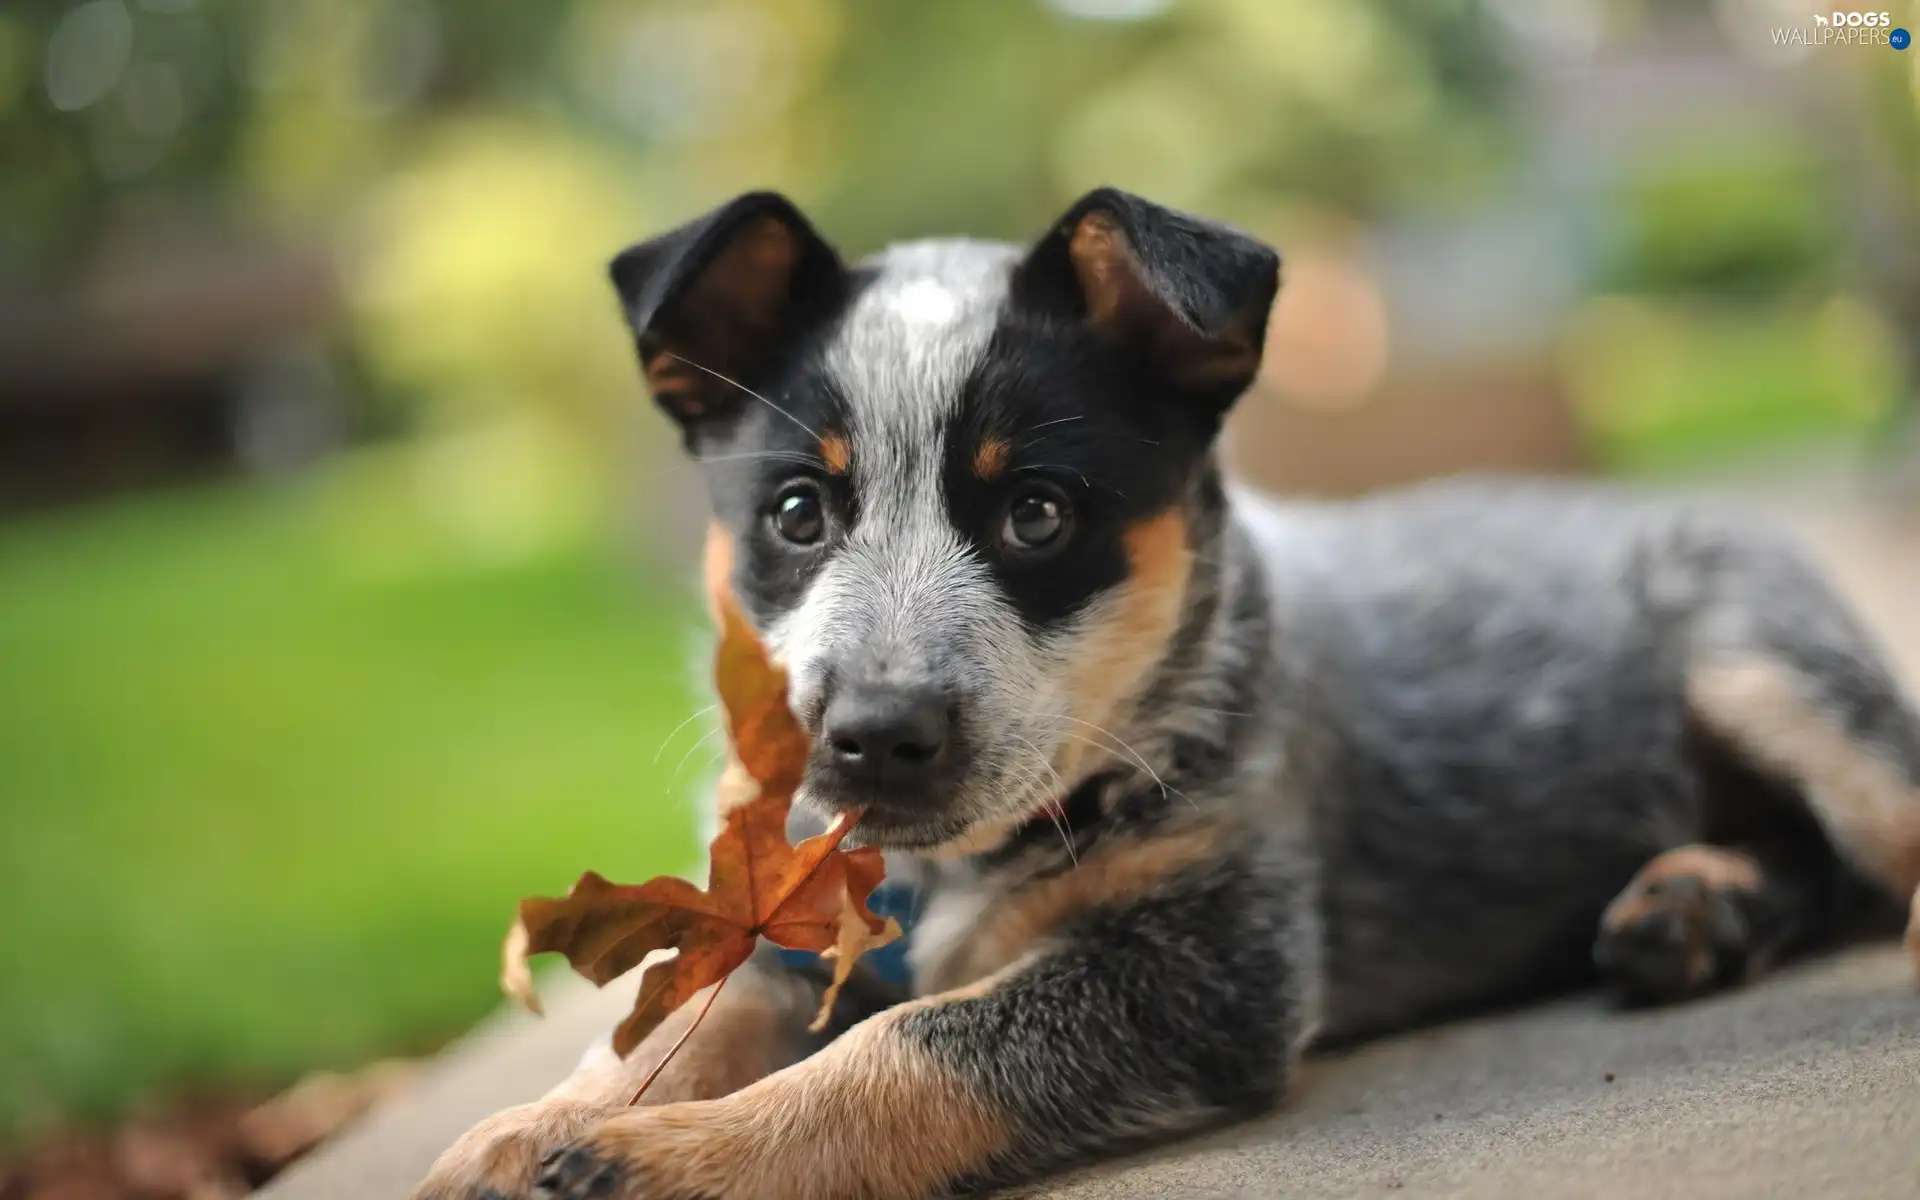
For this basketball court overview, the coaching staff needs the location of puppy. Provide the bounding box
[416,189,1920,1200]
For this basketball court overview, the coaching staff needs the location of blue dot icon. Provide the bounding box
[1893,27,1912,50]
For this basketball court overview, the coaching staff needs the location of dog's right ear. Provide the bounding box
[610,192,846,445]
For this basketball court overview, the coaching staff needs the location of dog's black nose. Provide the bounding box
[822,684,949,784]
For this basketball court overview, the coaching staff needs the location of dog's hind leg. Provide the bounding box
[1598,520,1920,1003]
[1686,656,1920,901]
[1675,521,1920,902]
[1594,843,1834,1003]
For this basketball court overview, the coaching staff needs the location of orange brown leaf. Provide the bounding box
[714,597,811,797]
[502,602,900,1062]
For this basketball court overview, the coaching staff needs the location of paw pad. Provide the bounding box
[536,1146,623,1198]
[1596,873,1750,1004]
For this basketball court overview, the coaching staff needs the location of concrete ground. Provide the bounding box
[1029,946,1918,1199]
[265,947,1918,1200]
[262,488,1920,1200]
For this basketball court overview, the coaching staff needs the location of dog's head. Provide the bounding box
[613,188,1278,852]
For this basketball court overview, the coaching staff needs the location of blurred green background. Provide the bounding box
[1,0,1917,1148]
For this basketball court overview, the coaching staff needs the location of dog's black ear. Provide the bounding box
[1012,188,1279,418]
[610,192,846,443]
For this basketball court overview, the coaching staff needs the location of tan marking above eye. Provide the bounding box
[972,437,1011,480]
[819,434,851,474]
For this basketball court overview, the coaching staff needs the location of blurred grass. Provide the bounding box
[0,471,704,1138]
[1565,296,1905,478]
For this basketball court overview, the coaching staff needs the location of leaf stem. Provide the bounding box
[628,973,727,1106]
[623,808,868,1104]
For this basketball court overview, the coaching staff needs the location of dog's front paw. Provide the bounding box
[532,1105,748,1200]
[534,1142,672,1200]
[413,1100,610,1200]
[532,1143,625,1198]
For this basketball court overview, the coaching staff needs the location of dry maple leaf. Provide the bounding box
[501,600,900,1067]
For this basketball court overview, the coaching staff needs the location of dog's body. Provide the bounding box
[418,192,1920,1200]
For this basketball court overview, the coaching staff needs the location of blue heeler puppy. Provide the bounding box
[416,189,1920,1200]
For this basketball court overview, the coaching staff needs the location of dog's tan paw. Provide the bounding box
[534,1141,694,1200]
[413,1100,610,1200]
[532,1104,757,1200]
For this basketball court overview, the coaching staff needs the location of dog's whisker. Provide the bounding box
[1029,715,1197,811]
[652,703,720,765]
[1019,736,1071,798]
[1025,713,1156,772]
[695,450,829,469]
[1046,809,1078,867]
[1008,463,1125,501]
[1025,415,1085,432]
[666,726,722,793]
[1012,463,1095,492]
[1013,768,1076,868]
[1028,782,1078,868]
[1014,429,1162,455]
[664,352,822,441]
[1047,728,1137,775]
[1012,736,1073,814]
[1010,734,1077,868]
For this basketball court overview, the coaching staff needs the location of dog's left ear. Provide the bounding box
[1012,188,1279,419]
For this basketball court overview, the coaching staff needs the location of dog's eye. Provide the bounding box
[771,483,826,546]
[1001,489,1069,553]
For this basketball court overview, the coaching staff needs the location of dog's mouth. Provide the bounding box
[800,780,980,852]
[839,807,976,852]
[807,767,1111,855]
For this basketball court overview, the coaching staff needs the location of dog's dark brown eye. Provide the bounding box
[772,484,826,546]
[1002,490,1068,552]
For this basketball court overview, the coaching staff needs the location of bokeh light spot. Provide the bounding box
[44,0,135,113]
